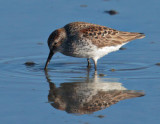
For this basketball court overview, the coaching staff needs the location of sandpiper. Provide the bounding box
[44,22,145,70]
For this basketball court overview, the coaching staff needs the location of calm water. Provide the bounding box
[0,0,160,124]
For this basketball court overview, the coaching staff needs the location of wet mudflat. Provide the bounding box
[0,0,160,124]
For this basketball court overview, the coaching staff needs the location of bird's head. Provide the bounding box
[48,28,66,51]
[44,28,66,70]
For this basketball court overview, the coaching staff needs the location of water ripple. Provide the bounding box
[0,55,157,80]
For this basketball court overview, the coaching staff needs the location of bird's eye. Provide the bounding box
[54,42,57,45]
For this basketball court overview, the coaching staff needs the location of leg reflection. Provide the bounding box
[44,69,145,115]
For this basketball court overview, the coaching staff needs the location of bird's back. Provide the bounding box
[64,22,145,48]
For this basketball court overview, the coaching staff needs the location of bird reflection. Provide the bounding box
[45,70,144,114]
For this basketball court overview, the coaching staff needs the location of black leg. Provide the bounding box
[87,58,91,68]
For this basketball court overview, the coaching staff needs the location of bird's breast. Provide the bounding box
[58,38,126,59]
[59,39,98,58]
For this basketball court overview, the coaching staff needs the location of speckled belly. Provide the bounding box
[59,39,125,59]
[59,39,98,58]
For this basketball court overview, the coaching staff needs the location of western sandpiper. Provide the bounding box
[44,22,145,70]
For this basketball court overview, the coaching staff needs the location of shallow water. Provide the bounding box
[0,0,160,124]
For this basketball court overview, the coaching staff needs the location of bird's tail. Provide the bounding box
[136,33,145,39]
[119,32,145,42]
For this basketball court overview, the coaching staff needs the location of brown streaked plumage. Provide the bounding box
[44,22,145,70]
[48,83,144,114]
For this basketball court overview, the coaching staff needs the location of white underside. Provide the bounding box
[60,40,127,61]
[90,43,126,61]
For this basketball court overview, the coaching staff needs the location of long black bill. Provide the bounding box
[44,50,54,70]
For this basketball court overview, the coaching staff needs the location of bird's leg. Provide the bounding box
[93,58,98,71]
[87,58,91,68]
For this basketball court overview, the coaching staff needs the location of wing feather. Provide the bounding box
[64,22,145,48]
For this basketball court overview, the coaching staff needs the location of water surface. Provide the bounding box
[0,0,160,124]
